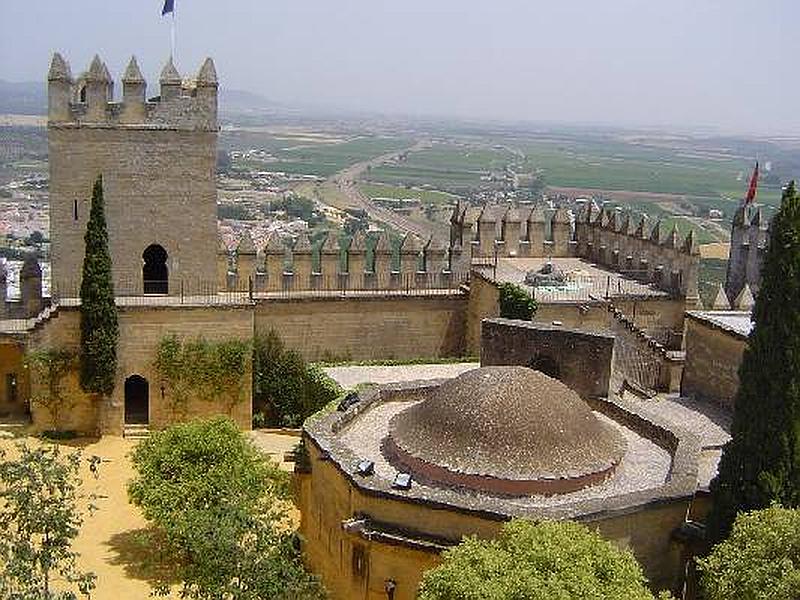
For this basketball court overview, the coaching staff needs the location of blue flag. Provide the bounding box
[162,0,174,16]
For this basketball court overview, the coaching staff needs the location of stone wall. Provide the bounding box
[682,314,746,411]
[48,53,219,297]
[254,294,468,362]
[481,319,615,399]
[49,127,218,296]
[466,270,688,356]
[298,434,693,600]
[452,202,701,300]
[27,305,254,434]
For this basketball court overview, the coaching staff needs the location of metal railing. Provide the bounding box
[252,271,470,299]
[48,271,471,307]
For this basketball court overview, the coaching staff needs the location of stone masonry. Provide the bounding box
[48,53,219,296]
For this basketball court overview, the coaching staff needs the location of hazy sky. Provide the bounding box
[1,0,798,134]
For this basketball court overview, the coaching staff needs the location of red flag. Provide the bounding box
[745,161,759,204]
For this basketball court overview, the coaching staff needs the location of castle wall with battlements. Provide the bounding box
[724,204,769,303]
[450,202,701,301]
[47,53,219,296]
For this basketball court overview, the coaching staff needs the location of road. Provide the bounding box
[327,140,451,243]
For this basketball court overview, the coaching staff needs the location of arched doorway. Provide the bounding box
[124,375,149,424]
[529,354,561,380]
[143,244,168,294]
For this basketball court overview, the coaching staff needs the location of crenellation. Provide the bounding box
[320,232,341,278]
[400,234,423,275]
[725,203,769,301]
[447,201,700,299]
[290,233,313,287]
[235,233,257,289]
[264,235,287,289]
[47,53,218,132]
[48,52,219,297]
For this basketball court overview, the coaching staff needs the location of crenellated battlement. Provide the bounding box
[219,231,463,293]
[450,200,701,299]
[47,53,218,132]
[724,203,769,303]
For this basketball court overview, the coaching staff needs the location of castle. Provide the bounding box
[0,51,709,436]
[722,203,768,307]
[47,53,219,296]
[0,50,770,600]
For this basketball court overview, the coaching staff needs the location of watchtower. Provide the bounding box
[47,53,219,296]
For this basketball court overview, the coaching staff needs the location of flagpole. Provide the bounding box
[170,4,176,60]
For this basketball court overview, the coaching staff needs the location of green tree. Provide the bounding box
[707,182,800,541]
[698,505,800,600]
[25,347,76,432]
[498,282,537,320]
[0,443,99,599]
[418,519,671,600]
[127,417,325,600]
[79,175,118,396]
[252,331,341,428]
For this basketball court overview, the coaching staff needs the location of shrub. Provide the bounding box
[498,282,537,320]
[128,417,325,599]
[418,519,671,600]
[0,443,100,599]
[253,331,341,428]
[154,335,251,417]
[25,347,76,432]
[698,505,800,600]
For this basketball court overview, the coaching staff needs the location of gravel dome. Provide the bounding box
[385,366,626,495]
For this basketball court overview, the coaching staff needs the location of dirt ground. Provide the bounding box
[0,431,299,599]
[699,242,730,259]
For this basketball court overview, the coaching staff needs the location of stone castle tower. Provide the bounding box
[47,53,219,296]
[724,204,768,305]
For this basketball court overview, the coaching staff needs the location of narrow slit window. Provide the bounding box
[73,199,78,221]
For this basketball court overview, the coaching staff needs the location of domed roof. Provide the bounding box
[386,366,625,496]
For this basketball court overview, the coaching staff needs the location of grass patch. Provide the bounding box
[359,182,459,205]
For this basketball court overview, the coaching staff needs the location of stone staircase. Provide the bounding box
[123,423,151,440]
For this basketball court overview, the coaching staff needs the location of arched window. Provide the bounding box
[143,244,169,295]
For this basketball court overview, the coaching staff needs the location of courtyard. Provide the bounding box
[0,429,298,598]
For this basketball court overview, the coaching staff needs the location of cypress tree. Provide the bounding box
[79,175,118,396]
[707,181,800,542]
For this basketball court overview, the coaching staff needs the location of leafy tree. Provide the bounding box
[25,347,76,432]
[252,331,341,427]
[698,505,800,600]
[79,175,118,396]
[707,182,800,541]
[418,519,671,600]
[127,417,325,599]
[498,282,537,320]
[0,443,100,599]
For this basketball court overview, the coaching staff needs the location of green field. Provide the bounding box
[358,182,459,205]
[225,134,411,177]
[514,138,783,206]
[367,144,517,191]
